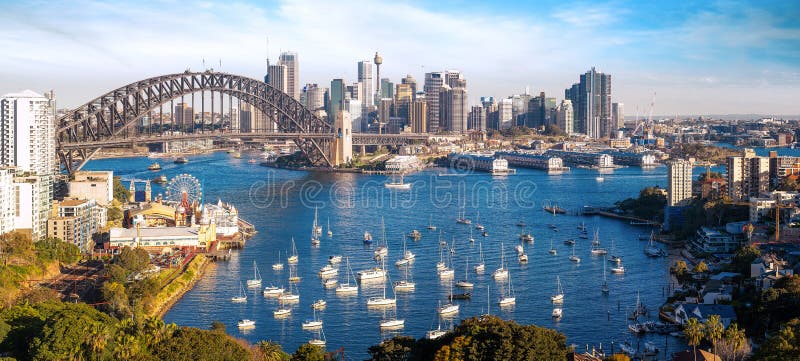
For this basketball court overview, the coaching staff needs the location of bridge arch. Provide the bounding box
[57,71,333,173]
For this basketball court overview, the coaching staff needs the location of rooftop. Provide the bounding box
[110,226,200,239]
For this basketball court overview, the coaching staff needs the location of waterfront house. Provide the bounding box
[385,155,422,173]
[750,254,793,290]
[699,279,733,304]
[688,225,744,254]
[673,304,737,327]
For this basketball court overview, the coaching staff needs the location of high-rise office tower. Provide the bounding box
[498,98,513,130]
[328,79,346,123]
[528,92,554,128]
[468,105,486,131]
[378,99,392,133]
[239,103,253,133]
[349,82,363,102]
[380,78,394,100]
[667,159,693,206]
[173,103,194,130]
[555,100,574,134]
[395,83,413,124]
[411,99,427,133]
[401,75,417,102]
[278,52,299,100]
[357,60,374,119]
[438,85,468,133]
[373,52,382,104]
[612,102,624,133]
[424,72,444,132]
[267,63,288,93]
[346,99,363,132]
[302,84,326,111]
[566,67,611,138]
[565,83,582,133]
[727,149,769,201]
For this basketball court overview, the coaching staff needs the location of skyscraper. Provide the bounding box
[267,63,288,93]
[612,102,624,133]
[174,103,194,130]
[302,84,326,111]
[278,52,299,100]
[468,105,486,131]
[394,83,413,124]
[357,60,374,114]
[424,72,444,132]
[328,79,346,123]
[566,67,611,138]
[380,78,394,100]
[401,75,417,102]
[411,99,427,133]
[438,85,468,133]
[667,159,693,206]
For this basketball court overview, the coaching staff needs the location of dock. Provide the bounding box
[588,209,662,227]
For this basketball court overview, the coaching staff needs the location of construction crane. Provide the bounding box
[775,193,789,242]
[645,92,656,138]
[632,92,656,137]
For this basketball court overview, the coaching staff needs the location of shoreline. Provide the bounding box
[152,254,214,319]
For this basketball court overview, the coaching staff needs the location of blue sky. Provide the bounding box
[0,0,798,115]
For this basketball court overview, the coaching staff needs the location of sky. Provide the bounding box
[0,0,798,116]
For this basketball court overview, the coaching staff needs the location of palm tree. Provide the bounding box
[84,324,109,361]
[723,323,747,361]
[704,315,724,357]
[113,334,140,360]
[257,341,288,361]
[684,318,705,361]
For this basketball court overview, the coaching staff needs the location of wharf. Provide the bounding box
[588,210,662,227]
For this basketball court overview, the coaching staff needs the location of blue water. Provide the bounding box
[85,152,689,357]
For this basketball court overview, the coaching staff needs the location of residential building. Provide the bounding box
[13,174,52,240]
[173,103,193,130]
[278,51,299,100]
[0,167,13,235]
[689,226,742,254]
[727,148,769,201]
[667,159,693,206]
[385,155,422,173]
[424,72,444,132]
[1,90,57,174]
[68,170,114,206]
[47,199,107,252]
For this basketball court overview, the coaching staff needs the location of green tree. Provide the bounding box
[210,320,226,334]
[367,335,414,361]
[26,303,114,361]
[291,344,325,361]
[152,327,252,361]
[116,246,150,272]
[731,245,760,275]
[256,341,289,361]
[704,315,724,357]
[672,260,689,276]
[685,318,705,361]
[101,282,130,318]
[113,177,130,203]
[753,318,800,361]
[717,323,749,361]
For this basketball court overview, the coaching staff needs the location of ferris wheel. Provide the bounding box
[165,173,202,205]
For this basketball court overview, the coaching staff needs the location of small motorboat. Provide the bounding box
[237,319,255,328]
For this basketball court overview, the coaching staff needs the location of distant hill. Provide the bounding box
[625,114,800,121]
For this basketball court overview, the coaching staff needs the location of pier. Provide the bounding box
[587,209,662,227]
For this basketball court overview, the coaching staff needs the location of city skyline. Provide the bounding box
[0,0,798,115]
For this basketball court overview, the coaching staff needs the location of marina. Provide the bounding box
[85,152,683,358]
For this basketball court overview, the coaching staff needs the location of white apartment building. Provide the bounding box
[69,170,114,206]
[0,167,14,235]
[667,159,693,206]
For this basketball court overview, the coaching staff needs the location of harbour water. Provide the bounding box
[86,152,691,357]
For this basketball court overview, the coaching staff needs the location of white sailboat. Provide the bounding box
[262,284,285,297]
[569,243,581,262]
[455,257,474,288]
[426,318,448,340]
[336,257,359,294]
[498,273,516,306]
[608,240,622,263]
[455,205,471,224]
[326,218,333,237]
[427,215,437,231]
[438,280,460,316]
[549,239,557,255]
[312,299,327,310]
[288,263,301,283]
[393,263,415,292]
[230,281,247,303]
[384,173,412,189]
[246,261,262,288]
[468,228,475,243]
[395,235,415,266]
[474,243,486,273]
[590,229,607,255]
[436,244,447,272]
[367,261,396,308]
[374,217,388,260]
[379,317,405,329]
[288,238,299,264]
[551,276,564,303]
[272,250,285,271]
[602,258,610,294]
[311,225,320,247]
[278,282,300,304]
[610,263,626,274]
[493,242,509,280]
[552,307,563,319]
[475,211,484,231]
[318,264,338,278]
[644,231,665,257]
[308,327,326,347]
[312,206,322,234]
[302,308,323,329]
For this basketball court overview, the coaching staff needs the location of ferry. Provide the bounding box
[151,175,167,184]
[174,157,189,164]
[147,162,161,171]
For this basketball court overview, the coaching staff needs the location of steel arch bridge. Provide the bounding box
[57,71,334,173]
